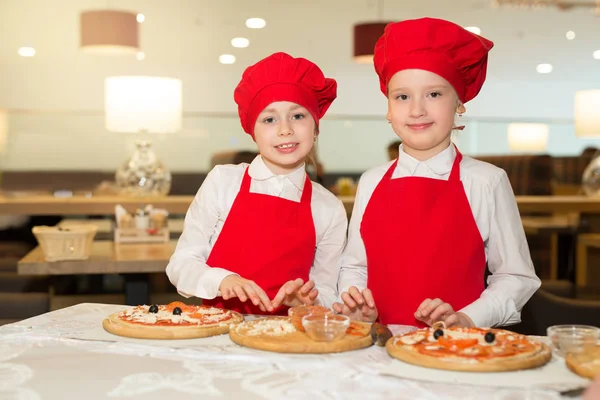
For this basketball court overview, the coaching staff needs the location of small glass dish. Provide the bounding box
[288,305,333,332]
[547,325,600,356]
[302,314,350,342]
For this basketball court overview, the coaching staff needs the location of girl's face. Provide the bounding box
[386,69,462,161]
[253,101,316,175]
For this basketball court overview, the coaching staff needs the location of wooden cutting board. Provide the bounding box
[566,346,600,380]
[229,317,372,354]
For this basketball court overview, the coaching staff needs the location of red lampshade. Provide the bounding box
[80,10,139,54]
[353,22,390,63]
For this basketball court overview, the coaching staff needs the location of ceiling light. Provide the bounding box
[136,13,145,23]
[136,52,145,60]
[464,26,481,35]
[536,63,552,74]
[231,37,249,48]
[18,47,36,57]
[566,31,575,40]
[593,50,600,60]
[80,10,139,54]
[219,54,236,64]
[246,18,266,29]
[353,22,390,63]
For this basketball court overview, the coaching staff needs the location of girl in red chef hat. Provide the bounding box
[166,52,347,315]
[334,18,541,328]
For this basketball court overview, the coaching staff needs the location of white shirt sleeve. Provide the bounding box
[337,175,372,297]
[165,167,238,299]
[459,170,541,327]
[310,193,348,308]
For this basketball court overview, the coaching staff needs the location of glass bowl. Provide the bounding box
[302,314,349,342]
[547,325,600,356]
[288,305,333,332]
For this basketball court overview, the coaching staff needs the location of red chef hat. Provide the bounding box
[234,52,337,137]
[373,18,494,103]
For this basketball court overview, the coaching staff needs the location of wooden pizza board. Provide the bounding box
[385,336,552,372]
[229,317,373,354]
[102,311,244,340]
[566,346,600,380]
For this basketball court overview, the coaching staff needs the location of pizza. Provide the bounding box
[566,346,600,380]
[386,323,552,372]
[229,315,372,354]
[102,301,244,339]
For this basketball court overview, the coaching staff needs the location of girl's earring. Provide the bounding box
[313,136,317,142]
[455,113,465,131]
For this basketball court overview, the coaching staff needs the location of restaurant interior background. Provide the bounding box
[1,0,599,172]
[1,0,600,325]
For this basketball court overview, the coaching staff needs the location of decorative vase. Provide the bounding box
[115,140,171,197]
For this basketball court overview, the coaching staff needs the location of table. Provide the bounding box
[2,194,600,217]
[18,241,177,305]
[0,303,583,400]
[57,218,185,240]
[337,195,600,216]
[0,193,193,216]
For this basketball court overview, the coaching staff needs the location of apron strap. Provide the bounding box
[382,159,399,181]
[299,174,313,204]
[448,144,463,182]
[240,167,252,192]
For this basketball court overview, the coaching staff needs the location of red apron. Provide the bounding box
[203,167,316,315]
[361,147,485,326]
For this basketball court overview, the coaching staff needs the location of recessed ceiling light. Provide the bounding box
[593,50,600,60]
[231,37,250,48]
[464,26,481,35]
[219,54,236,64]
[566,31,575,40]
[136,13,145,23]
[136,52,145,60]
[18,47,35,57]
[246,18,266,29]
[536,63,553,74]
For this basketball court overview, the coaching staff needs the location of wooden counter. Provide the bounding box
[18,240,177,275]
[2,193,600,217]
[0,194,193,216]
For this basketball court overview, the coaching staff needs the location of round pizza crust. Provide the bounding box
[102,310,244,340]
[229,317,373,354]
[566,347,600,380]
[386,334,552,372]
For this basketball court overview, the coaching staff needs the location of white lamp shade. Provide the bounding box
[105,76,182,133]
[575,90,600,137]
[507,123,549,152]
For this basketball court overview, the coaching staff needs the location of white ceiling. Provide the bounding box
[0,0,599,117]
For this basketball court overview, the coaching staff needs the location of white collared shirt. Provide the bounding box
[166,155,348,308]
[338,144,541,327]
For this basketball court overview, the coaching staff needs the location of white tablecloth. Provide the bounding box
[0,303,587,400]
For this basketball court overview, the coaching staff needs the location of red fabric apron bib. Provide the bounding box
[360,147,485,326]
[203,168,316,315]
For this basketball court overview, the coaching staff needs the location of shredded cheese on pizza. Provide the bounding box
[244,319,297,336]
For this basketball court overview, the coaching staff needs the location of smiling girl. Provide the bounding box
[167,52,347,315]
[334,18,540,329]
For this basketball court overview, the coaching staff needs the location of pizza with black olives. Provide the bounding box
[386,325,552,372]
[102,301,244,339]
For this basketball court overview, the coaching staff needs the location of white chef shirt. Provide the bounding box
[166,155,348,308]
[338,143,541,327]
